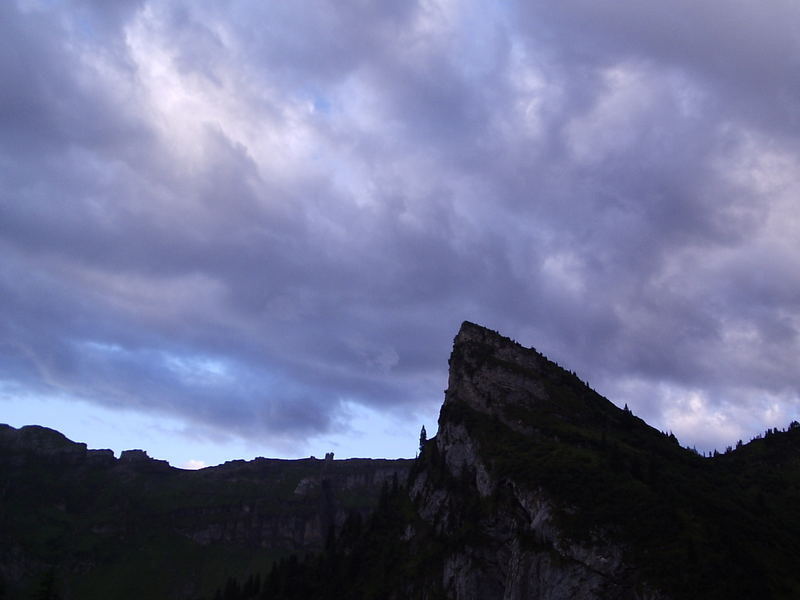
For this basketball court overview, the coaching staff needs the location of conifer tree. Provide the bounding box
[419,425,427,454]
[33,570,60,600]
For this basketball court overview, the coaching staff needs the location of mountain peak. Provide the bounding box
[0,423,87,455]
[446,320,610,433]
[4,324,800,599]
[407,323,800,599]
[455,320,529,353]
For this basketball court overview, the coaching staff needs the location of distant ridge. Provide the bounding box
[0,423,411,599]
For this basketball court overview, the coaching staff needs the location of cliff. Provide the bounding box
[0,425,410,600]
[403,322,800,599]
[245,321,800,600]
[407,322,669,599]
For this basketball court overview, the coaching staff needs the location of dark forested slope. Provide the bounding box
[0,425,410,600]
[219,322,800,600]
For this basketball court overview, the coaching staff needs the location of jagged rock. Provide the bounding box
[85,448,115,466]
[119,448,150,462]
[0,424,88,465]
[407,322,668,599]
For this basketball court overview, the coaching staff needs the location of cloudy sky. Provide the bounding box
[2,0,800,467]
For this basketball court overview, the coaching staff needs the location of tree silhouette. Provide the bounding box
[33,570,60,600]
[419,425,427,455]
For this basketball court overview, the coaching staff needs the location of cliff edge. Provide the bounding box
[407,322,667,599]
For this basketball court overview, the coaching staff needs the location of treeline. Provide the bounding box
[207,476,438,600]
[206,416,800,600]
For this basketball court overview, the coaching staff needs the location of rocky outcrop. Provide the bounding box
[243,322,800,600]
[407,322,667,600]
[0,424,92,464]
[0,424,150,468]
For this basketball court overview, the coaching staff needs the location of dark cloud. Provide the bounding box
[1,0,799,453]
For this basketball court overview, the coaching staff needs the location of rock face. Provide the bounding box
[247,321,795,600]
[405,322,664,600]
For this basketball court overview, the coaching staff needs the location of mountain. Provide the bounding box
[0,425,410,599]
[4,321,800,599]
[225,321,800,600]
[405,322,800,598]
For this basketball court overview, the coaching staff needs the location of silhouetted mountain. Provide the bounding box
[0,425,410,599]
[4,321,800,599]
[216,322,800,600]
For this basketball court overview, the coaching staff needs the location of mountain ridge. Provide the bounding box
[220,321,800,600]
[0,423,411,599]
[3,321,800,599]
[420,322,800,598]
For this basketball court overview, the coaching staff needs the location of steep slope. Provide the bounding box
[406,322,800,599]
[244,321,800,600]
[0,425,411,600]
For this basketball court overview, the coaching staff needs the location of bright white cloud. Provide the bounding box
[181,459,207,470]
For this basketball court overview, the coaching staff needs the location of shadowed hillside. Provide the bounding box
[3,322,800,599]
[212,322,800,600]
[0,425,410,600]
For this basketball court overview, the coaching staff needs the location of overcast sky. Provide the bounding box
[2,0,800,467]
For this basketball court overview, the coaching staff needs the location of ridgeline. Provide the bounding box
[3,322,800,599]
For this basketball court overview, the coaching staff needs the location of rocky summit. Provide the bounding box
[3,321,800,600]
[230,322,800,600]
[405,323,800,599]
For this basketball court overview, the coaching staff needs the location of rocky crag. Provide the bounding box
[243,322,800,600]
[406,322,668,599]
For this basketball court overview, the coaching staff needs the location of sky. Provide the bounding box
[2,0,800,468]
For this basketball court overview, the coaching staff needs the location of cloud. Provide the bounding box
[181,459,207,470]
[1,0,799,454]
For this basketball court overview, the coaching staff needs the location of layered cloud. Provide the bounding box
[2,0,799,453]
